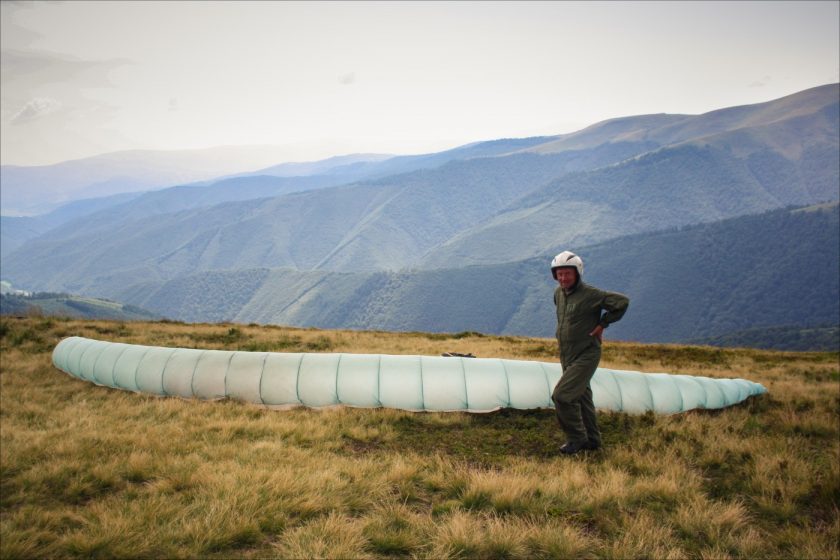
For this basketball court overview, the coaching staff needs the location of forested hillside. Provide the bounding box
[421,143,784,268]
[110,203,838,349]
[421,97,839,268]
[577,202,839,343]
[691,325,839,352]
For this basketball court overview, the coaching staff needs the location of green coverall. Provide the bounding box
[552,281,629,447]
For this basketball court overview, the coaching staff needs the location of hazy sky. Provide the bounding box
[2,1,838,167]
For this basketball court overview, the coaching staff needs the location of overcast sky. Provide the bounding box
[2,1,838,167]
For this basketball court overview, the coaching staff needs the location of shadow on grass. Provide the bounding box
[340,396,774,467]
[340,408,659,466]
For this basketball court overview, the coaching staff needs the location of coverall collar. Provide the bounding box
[563,279,583,296]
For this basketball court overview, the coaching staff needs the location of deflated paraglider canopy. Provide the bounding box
[52,337,767,415]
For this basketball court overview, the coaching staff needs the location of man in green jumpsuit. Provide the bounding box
[551,251,629,455]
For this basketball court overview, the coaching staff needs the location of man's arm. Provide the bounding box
[589,291,628,342]
[597,290,630,328]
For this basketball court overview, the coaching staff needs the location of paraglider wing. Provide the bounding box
[52,337,767,414]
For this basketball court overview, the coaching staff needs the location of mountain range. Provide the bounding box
[0,145,338,216]
[2,83,838,349]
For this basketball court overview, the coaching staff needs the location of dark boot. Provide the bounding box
[559,440,589,455]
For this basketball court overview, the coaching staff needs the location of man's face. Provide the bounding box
[554,267,578,289]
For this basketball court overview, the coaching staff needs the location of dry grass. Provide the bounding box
[1,317,838,559]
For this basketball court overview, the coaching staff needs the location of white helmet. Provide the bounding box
[550,251,583,279]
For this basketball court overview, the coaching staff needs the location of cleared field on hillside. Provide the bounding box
[1,317,838,559]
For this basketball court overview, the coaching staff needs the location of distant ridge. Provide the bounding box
[1,145,317,216]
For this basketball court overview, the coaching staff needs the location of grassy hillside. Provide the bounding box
[528,83,838,154]
[1,317,837,558]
